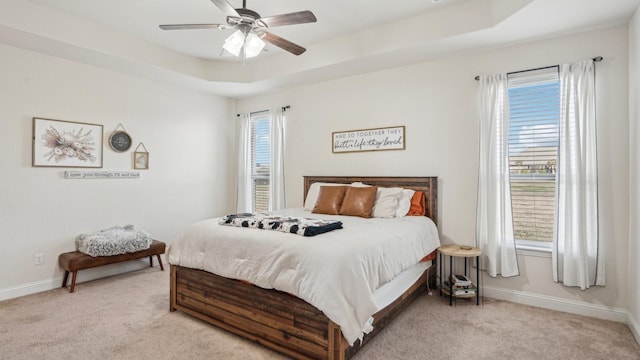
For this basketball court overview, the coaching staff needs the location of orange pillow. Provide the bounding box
[420,251,437,262]
[407,191,426,216]
[339,186,378,218]
[312,186,348,215]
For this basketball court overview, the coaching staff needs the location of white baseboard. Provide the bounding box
[0,256,165,301]
[483,285,628,323]
[0,278,61,301]
[628,311,640,345]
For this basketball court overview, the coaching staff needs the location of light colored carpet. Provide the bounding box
[1,267,639,360]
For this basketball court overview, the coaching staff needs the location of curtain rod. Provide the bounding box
[236,105,290,117]
[474,56,603,81]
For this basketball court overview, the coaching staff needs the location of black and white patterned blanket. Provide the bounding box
[220,213,343,237]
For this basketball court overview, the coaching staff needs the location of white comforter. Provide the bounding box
[167,208,440,345]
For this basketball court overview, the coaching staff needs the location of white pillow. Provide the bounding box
[372,187,403,218]
[395,189,415,217]
[351,182,403,218]
[304,182,348,210]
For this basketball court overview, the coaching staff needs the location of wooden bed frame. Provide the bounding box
[170,176,438,360]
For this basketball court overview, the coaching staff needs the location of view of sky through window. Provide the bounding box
[508,81,560,156]
[255,117,270,166]
[507,70,560,243]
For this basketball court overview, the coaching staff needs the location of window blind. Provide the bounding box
[251,114,270,212]
[507,66,559,243]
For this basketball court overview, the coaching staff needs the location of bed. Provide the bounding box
[168,176,439,360]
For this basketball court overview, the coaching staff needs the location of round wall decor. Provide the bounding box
[108,126,132,152]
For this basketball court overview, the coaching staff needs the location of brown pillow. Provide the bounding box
[312,186,348,215]
[339,186,378,218]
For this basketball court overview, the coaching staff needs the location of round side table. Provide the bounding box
[437,245,482,306]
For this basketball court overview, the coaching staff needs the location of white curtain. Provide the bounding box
[236,113,253,213]
[269,107,286,210]
[476,74,520,277]
[553,59,603,290]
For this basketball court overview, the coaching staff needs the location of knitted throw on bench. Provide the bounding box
[76,225,152,257]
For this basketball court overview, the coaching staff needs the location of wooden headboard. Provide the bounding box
[303,176,438,224]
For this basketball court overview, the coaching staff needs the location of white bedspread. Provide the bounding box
[167,208,440,345]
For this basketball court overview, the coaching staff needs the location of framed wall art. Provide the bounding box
[332,125,405,153]
[133,142,149,170]
[32,117,103,168]
[108,124,132,152]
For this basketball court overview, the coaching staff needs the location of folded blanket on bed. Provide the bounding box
[76,225,152,257]
[220,213,343,237]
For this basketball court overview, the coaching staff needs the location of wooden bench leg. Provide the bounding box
[156,254,164,271]
[62,271,69,289]
[149,254,164,270]
[70,271,78,293]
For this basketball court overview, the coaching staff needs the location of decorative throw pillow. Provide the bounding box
[351,182,403,218]
[312,186,348,215]
[407,191,426,216]
[304,182,348,210]
[372,187,403,218]
[339,186,378,218]
[350,182,368,187]
[395,189,416,217]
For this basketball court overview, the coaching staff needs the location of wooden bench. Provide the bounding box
[58,239,166,293]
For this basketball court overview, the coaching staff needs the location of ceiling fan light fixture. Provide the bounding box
[223,29,265,58]
[222,29,245,56]
[244,32,265,58]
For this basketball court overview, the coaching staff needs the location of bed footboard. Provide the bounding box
[169,263,435,360]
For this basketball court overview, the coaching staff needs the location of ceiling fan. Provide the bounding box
[159,0,317,58]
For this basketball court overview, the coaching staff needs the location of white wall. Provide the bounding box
[628,6,640,342]
[236,26,630,315]
[0,43,235,299]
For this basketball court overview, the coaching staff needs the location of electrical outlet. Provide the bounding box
[34,253,44,265]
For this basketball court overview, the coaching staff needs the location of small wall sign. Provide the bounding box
[64,171,140,179]
[108,124,132,152]
[332,126,405,153]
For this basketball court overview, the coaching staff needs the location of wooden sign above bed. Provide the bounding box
[332,125,405,153]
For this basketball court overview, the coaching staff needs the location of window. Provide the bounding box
[251,112,270,212]
[238,108,284,214]
[507,67,559,250]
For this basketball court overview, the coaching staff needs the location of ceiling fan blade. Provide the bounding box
[159,24,229,30]
[258,11,317,28]
[210,0,240,17]
[261,32,306,56]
